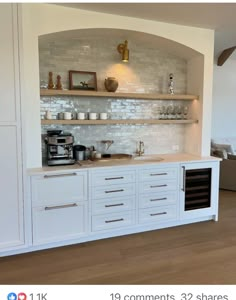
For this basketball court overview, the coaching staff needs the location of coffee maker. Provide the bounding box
[45,130,75,166]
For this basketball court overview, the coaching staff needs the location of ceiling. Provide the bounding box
[57,3,236,60]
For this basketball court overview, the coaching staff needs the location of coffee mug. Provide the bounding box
[63,112,72,120]
[89,112,98,120]
[100,113,108,120]
[77,112,85,120]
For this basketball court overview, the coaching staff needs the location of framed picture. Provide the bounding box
[69,70,97,91]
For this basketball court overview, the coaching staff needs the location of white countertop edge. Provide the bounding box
[27,153,221,175]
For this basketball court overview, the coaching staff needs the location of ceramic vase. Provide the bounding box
[104,77,119,92]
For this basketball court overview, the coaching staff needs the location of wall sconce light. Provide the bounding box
[117,40,129,62]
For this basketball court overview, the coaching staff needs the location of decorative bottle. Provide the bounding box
[168,73,174,94]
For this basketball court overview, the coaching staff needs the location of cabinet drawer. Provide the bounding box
[139,205,177,224]
[31,171,87,206]
[139,167,177,182]
[139,179,177,193]
[92,183,135,200]
[92,196,135,215]
[91,170,135,186]
[92,210,135,232]
[139,191,177,208]
[32,201,88,245]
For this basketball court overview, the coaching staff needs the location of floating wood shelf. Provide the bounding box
[40,89,198,101]
[41,119,198,125]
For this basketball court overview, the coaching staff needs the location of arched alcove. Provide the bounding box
[39,28,203,93]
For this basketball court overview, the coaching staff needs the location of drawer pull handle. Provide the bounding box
[45,203,78,210]
[150,212,167,216]
[105,203,124,208]
[150,184,167,188]
[150,173,168,176]
[105,218,124,223]
[150,197,167,202]
[44,173,77,179]
[105,176,124,180]
[105,189,124,193]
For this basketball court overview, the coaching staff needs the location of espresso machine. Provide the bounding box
[45,130,75,166]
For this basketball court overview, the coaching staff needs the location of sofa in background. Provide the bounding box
[211,137,236,191]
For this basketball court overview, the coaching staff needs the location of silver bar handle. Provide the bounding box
[105,218,124,223]
[150,197,167,202]
[105,203,124,208]
[150,212,167,216]
[105,189,124,193]
[150,184,167,188]
[44,173,77,179]
[45,203,78,210]
[105,176,124,180]
[150,172,167,176]
[182,166,186,192]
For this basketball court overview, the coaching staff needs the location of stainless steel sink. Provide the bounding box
[133,155,163,162]
[93,153,132,162]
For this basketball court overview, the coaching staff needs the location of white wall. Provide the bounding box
[212,59,236,139]
[20,3,215,167]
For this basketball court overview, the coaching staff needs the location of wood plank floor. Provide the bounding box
[1,189,236,284]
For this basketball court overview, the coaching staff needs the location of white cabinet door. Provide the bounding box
[33,202,88,245]
[179,161,220,220]
[0,4,18,122]
[31,171,87,207]
[0,126,24,249]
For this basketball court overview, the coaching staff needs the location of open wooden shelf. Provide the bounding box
[41,119,198,125]
[40,89,198,101]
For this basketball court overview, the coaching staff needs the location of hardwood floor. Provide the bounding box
[1,189,236,284]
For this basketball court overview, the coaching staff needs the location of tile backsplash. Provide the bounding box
[39,30,188,160]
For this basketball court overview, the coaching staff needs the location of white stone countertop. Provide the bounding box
[27,153,221,175]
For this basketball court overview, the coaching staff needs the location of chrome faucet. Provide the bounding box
[136,141,144,156]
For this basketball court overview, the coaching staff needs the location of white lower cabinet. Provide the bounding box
[31,170,88,246]
[90,168,136,232]
[92,211,135,232]
[33,202,87,245]
[26,159,220,254]
[139,205,177,224]
[138,165,179,225]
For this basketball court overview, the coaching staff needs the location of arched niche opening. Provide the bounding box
[38,28,203,94]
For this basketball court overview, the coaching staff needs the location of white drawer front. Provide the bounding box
[32,171,87,206]
[32,202,88,245]
[92,210,135,232]
[91,170,135,186]
[92,196,135,215]
[139,205,177,224]
[139,179,177,193]
[139,191,177,208]
[139,167,177,182]
[92,183,135,199]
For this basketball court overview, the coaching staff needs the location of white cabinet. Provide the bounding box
[24,159,220,255]
[90,168,136,232]
[33,202,87,245]
[179,161,220,220]
[138,165,179,225]
[0,127,24,249]
[0,4,25,252]
[0,4,18,122]
[31,171,88,245]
